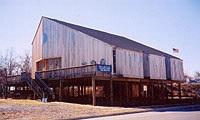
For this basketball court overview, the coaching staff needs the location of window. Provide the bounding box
[48,58,61,70]
[36,58,61,71]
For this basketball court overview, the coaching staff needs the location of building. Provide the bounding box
[31,16,184,106]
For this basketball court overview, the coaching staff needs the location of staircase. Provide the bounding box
[35,72,53,99]
[21,72,53,101]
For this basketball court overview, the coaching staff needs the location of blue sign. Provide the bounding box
[96,64,112,73]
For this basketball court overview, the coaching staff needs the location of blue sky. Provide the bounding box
[0,0,199,76]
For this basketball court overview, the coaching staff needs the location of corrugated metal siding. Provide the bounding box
[149,54,166,80]
[116,48,144,78]
[32,21,43,78]
[170,58,184,80]
[42,17,113,69]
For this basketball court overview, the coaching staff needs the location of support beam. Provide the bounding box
[72,83,74,97]
[139,79,142,98]
[171,81,173,100]
[150,81,154,104]
[161,81,164,103]
[178,83,181,100]
[78,84,80,97]
[110,79,113,106]
[59,79,62,101]
[125,82,129,106]
[83,79,86,95]
[92,77,96,106]
[81,85,84,96]
[67,85,69,97]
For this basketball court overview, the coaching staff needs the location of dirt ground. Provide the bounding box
[0,99,149,120]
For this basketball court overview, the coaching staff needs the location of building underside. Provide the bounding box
[0,65,199,106]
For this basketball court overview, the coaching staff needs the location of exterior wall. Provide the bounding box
[32,21,43,78]
[143,53,150,78]
[149,54,166,80]
[32,17,184,80]
[165,57,171,80]
[116,48,144,78]
[41,17,113,70]
[170,58,184,80]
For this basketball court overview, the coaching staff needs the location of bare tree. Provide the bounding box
[194,72,200,79]
[0,55,4,68]
[2,48,19,75]
[19,52,31,73]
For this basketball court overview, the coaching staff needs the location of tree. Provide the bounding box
[0,55,4,68]
[19,52,31,73]
[3,48,18,75]
[194,72,200,79]
[0,48,32,75]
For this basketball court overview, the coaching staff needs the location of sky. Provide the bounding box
[0,0,199,76]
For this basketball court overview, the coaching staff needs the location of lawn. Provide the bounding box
[0,99,149,120]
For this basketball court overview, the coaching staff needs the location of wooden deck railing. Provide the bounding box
[36,64,112,80]
[7,75,21,83]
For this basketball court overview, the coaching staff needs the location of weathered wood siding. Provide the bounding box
[143,53,150,78]
[32,17,184,81]
[149,54,166,80]
[32,21,43,78]
[170,58,184,80]
[165,57,171,80]
[116,48,144,78]
[42,17,113,69]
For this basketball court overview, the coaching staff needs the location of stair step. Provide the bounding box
[21,72,53,101]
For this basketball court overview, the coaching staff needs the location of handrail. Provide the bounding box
[36,65,97,80]
[7,75,21,82]
[21,72,44,98]
[36,64,96,73]
[35,73,53,95]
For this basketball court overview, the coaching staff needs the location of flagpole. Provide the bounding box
[172,48,180,57]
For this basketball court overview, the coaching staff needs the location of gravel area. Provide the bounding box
[0,99,149,120]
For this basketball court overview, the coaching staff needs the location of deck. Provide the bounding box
[35,64,112,80]
[0,65,199,106]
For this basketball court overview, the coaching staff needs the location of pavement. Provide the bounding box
[82,104,200,120]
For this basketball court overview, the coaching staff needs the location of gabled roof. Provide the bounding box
[43,16,180,59]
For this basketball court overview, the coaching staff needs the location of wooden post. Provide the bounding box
[161,81,164,102]
[92,77,96,106]
[110,79,113,106]
[59,79,62,101]
[81,85,84,96]
[67,85,69,97]
[178,83,181,100]
[83,79,85,95]
[150,81,154,104]
[171,81,173,100]
[72,85,74,97]
[84,85,86,95]
[78,84,80,97]
[125,82,129,106]
[138,79,142,105]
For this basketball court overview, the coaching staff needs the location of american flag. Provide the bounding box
[173,48,179,53]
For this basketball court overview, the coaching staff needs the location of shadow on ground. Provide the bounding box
[67,104,200,120]
[152,104,200,112]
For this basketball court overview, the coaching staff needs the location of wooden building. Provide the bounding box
[31,16,185,106]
